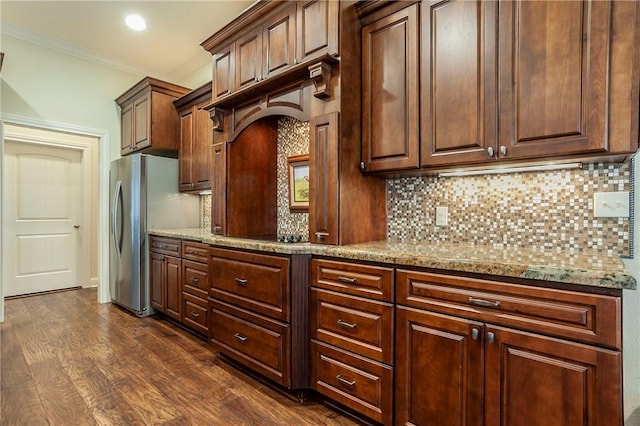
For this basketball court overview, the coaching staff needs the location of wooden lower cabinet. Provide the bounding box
[150,237,182,322]
[395,305,622,426]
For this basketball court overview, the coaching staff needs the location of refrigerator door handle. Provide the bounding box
[111,180,124,257]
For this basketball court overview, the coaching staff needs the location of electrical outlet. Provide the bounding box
[435,206,448,226]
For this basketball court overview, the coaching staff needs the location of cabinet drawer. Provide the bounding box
[311,340,393,425]
[210,248,290,321]
[311,259,394,302]
[182,292,208,335]
[182,241,209,264]
[397,269,622,349]
[209,299,290,387]
[311,288,394,364]
[182,260,209,299]
[149,236,181,256]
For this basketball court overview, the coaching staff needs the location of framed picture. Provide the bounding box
[287,154,310,212]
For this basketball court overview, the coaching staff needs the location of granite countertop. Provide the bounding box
[149,228,637,290]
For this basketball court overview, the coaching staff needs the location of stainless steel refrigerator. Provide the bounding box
[109,154,199,317]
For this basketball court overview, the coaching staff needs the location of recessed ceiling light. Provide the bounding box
[125,14,146,31]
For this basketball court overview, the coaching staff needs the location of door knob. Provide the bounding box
[74,224,80,229]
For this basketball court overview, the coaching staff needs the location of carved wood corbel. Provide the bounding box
[209,107,225,132]
[309,61,333,99]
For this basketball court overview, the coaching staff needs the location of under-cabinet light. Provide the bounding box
[437,162,582,178]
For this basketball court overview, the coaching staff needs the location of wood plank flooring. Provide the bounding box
[1,288,357,425]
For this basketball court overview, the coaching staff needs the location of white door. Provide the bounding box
[3,142,83,296]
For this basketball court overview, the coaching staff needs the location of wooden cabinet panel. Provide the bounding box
[210,299,290,387]
[361,3,419,172]
[149,236,181,257]
[210,248,290,321]
[165,255,182,322]
[484,325,622,425]
[236,29,263,91]
[150,252,165,312]
[263,5,296,80]
[421,0,498,166]
[211,142,227,235]
[120,103,133,155]
[498,1,611,160]
[309,112,339,245]
[193,102,212,189]
[396,306,484,426]
[182,241,209,264]
[133,94,150,150]
[310,340,393,425]
[213,45,234,101]
[311,258,394,302]
[296,0,339,63]
[179,111,194,191]
[182,259,209,299]
[311,288,393,364]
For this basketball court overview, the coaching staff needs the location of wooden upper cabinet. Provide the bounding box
[263,5,297,80]
[236,29,263,91]
[296,0,339,63]
[174,83,213,192]
[361,3,420,172]
[421,0,498,167]
[213,44,234,102]
[498,0,612,160]
[116,77,190,157]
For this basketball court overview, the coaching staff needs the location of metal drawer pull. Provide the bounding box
[337,319,357,329]
[336,375,356,387]
[487,332,495,344]
[234,333,248,342]
[471,328,479,340]
[191,250,200,255]
[468,297,500,308]
[191,311,200,318]
[234,278,248,285]
[191,278,200,283]
[336,276,357,284]
[315,232,329,241]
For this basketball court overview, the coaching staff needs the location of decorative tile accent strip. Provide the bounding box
[201,194,212,230]
[276,117,310,240]
[387,162,632,257]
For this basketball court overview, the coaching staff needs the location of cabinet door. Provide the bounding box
[361,3,419,172]
[193,101,212,190]
[498,0,610,159]
[213,44,234,101]
[150,252,165,312]
[179,110,194,192]
[236,29,263,91]
[263,5,296,80]
[484,325,622,426]
[396,306,484,426]
[309,112,338,245]
[297,0,339,63]
[133,94,150,150]
[421,0,498,167]
[120,102,133,155]
[164,255,182,322]
[211,142,227,235]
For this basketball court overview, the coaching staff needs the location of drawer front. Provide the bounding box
[210,248,290,321]
[311,340,393,425]
[397,269,622,349]
[311,288,394,364]
[149,236,181,256]
[312,259,394,302]
[182,293,208,334]
[182,241,209,264]
[182,260,209,299]
[209,299,290,387]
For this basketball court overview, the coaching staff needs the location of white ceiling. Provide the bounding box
[0,1,255,82]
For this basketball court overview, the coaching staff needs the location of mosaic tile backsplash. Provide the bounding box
[201,117,631,257]
[388,162,631,256]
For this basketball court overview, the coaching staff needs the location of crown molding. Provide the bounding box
[0,21,164,79]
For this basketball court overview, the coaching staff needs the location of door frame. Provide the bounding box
[0,114,111,322]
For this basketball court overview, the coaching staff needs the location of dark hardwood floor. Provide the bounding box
[0,288,357,425]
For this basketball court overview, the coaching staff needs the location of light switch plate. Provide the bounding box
[593,191,629,218]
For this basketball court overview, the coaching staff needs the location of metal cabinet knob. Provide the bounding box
[487,147,494,157]
[74,224,80,229]
[500,145,507,156]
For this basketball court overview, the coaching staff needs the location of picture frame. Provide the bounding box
[287,154,310,212]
